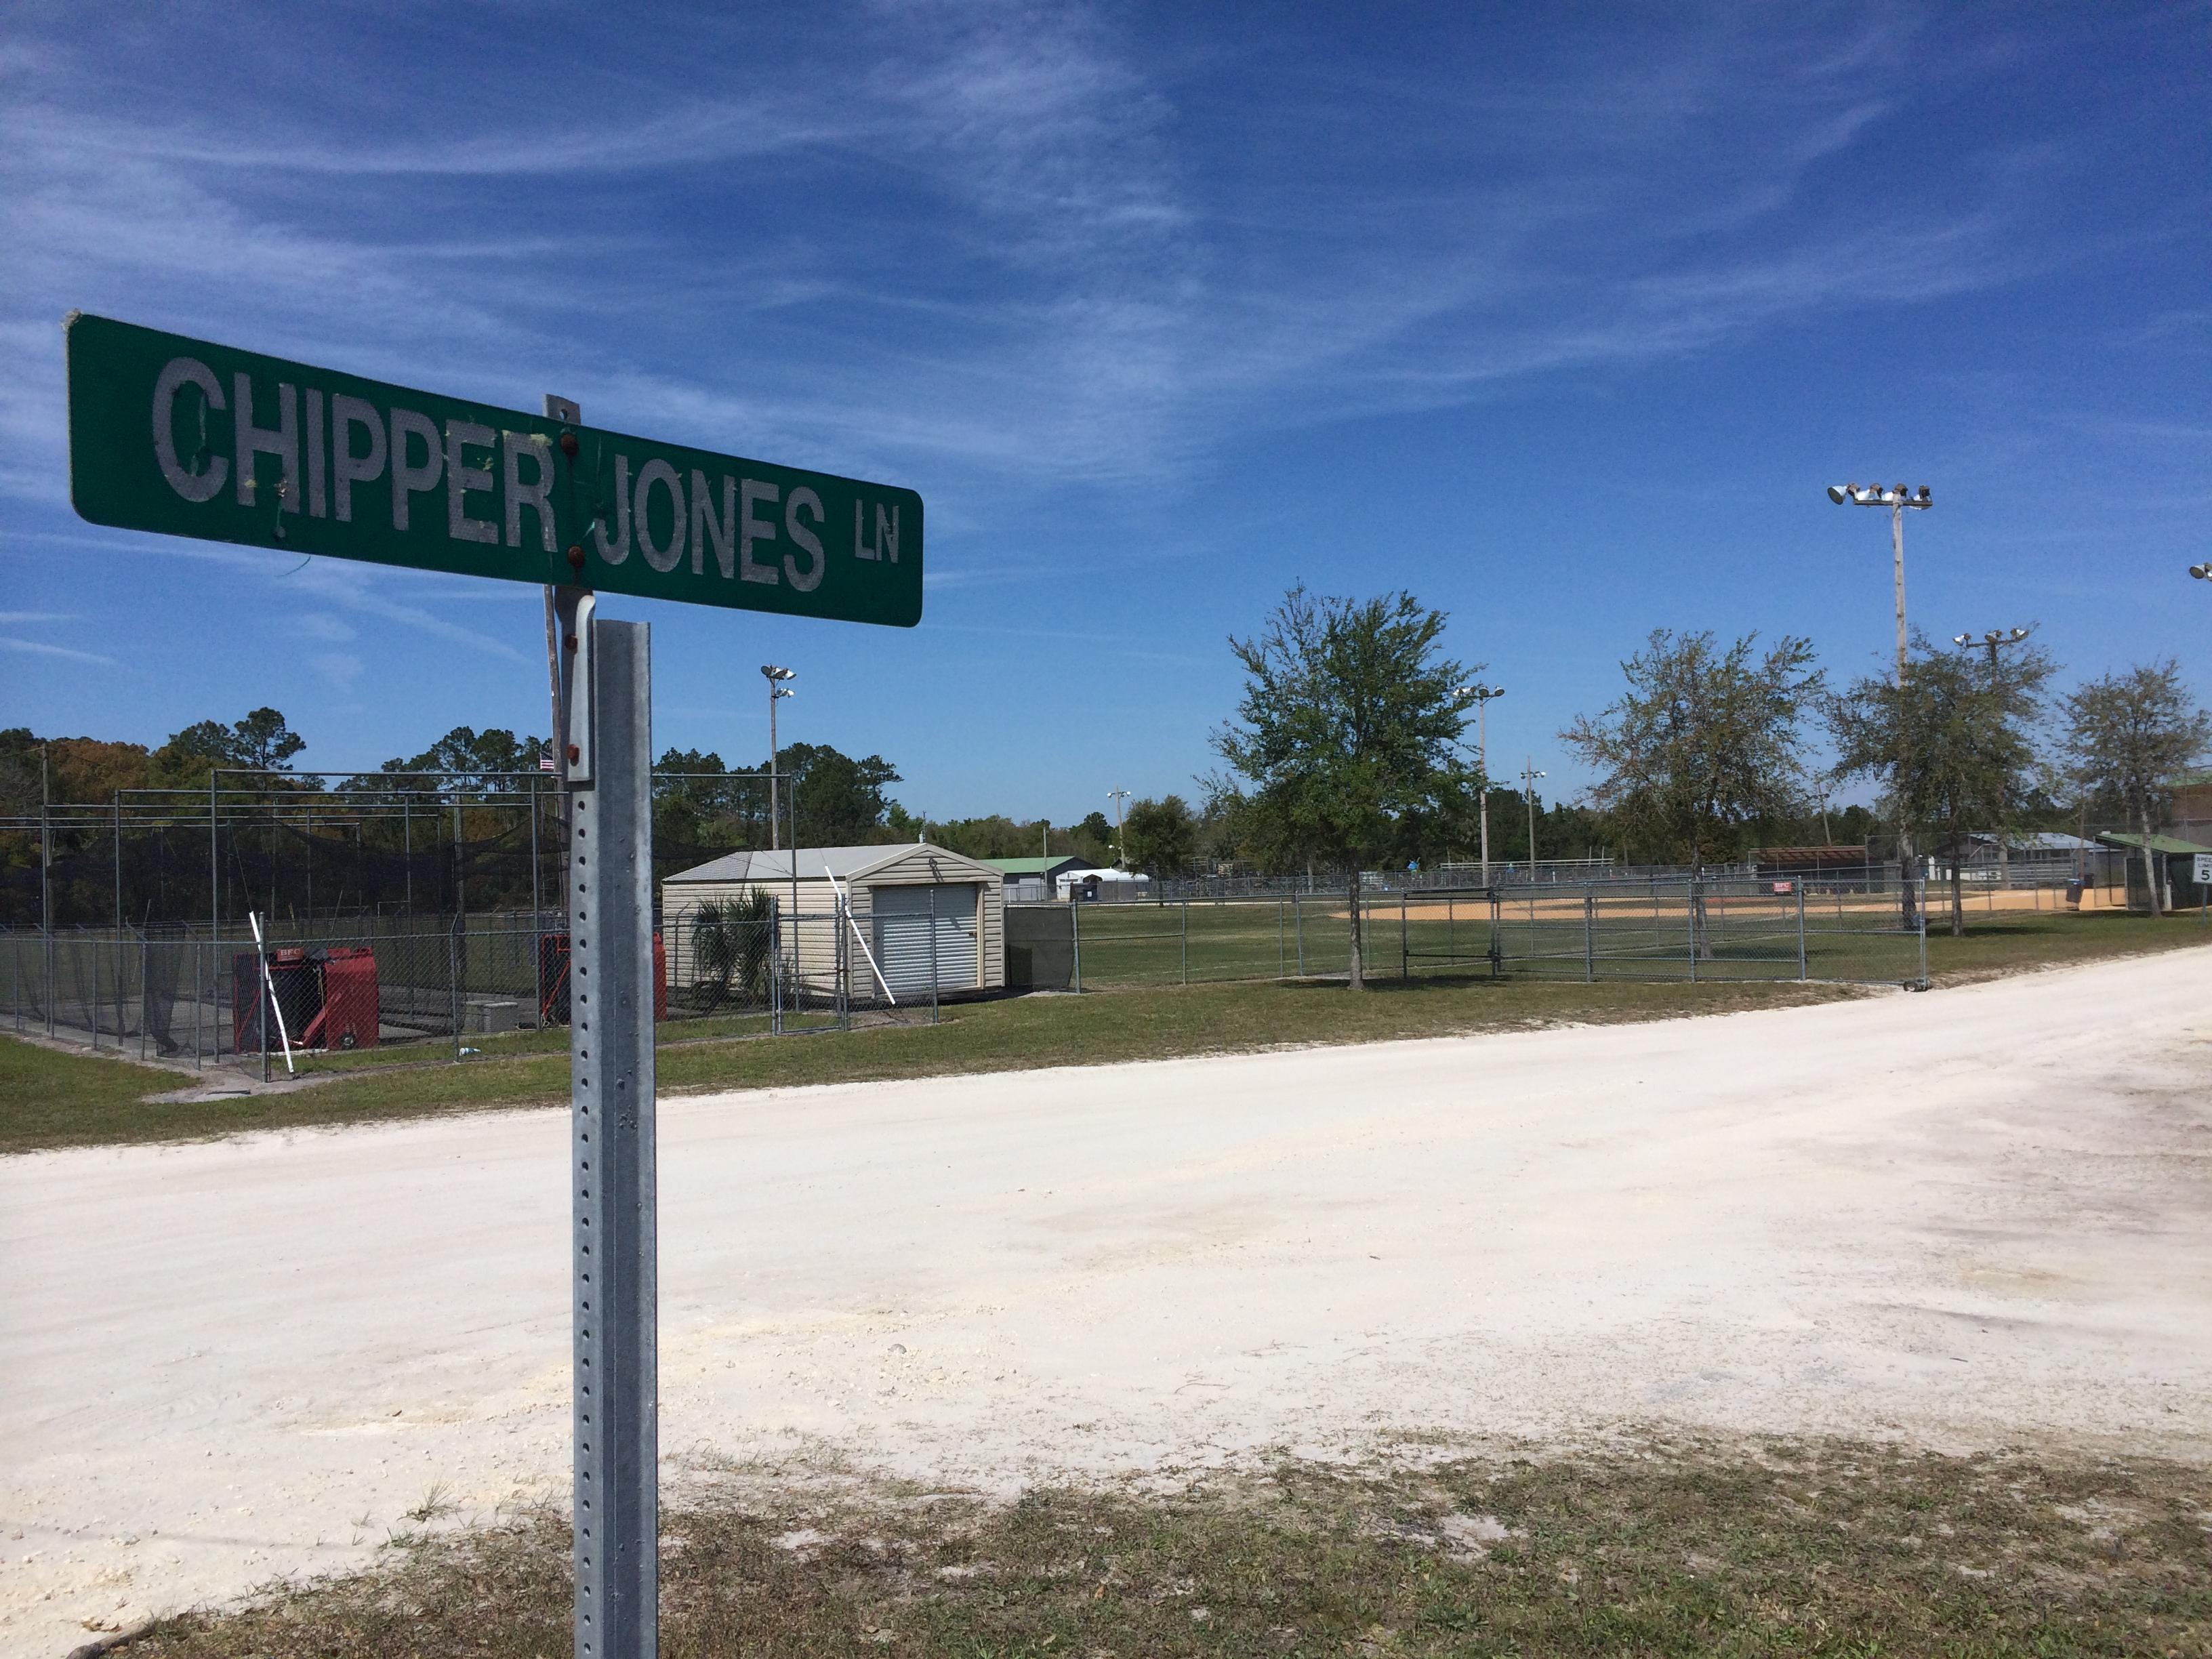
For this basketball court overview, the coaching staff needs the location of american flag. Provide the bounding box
[539,752,557,772]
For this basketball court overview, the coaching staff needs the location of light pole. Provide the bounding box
[1828,481,1933,922]
[1952,625,2035,889]
[1520,757,1546,868]
[1107,788,1130,869]
[762,664,795,850]
[1828,482,1931,684]
[1457,684,1506,882]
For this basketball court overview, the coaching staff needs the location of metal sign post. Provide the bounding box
[563,599,659,1659]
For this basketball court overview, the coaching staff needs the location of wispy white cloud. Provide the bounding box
[2,635,118,666]
[295,613,358,643]
[0,609,75,623]
[0,4,2100,531]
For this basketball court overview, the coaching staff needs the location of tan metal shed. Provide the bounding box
[661,842,1004,1000]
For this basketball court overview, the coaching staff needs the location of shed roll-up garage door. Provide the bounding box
[872,884,979,994]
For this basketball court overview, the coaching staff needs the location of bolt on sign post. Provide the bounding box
[66,312,925,1659]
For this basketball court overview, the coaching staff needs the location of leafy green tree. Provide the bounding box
[1212,586,1481,989]
[1829,632,2055,935]
[2060,660,2211,916]
[1563,630,1823,870]
[1069,811,1118,866]
[159,708,311,785]
[778,741,902,846]
[375,726,544,796]
[1122,794,1198,877]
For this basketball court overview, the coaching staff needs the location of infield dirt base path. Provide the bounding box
[4,950,2209,1654]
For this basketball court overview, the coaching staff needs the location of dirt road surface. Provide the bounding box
[4,951,2208,1654]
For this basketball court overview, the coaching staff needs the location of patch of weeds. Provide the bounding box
[125,1437,2212,1657]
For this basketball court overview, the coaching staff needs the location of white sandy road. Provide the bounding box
[3,951,2210,1654]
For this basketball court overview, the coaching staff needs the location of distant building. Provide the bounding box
[978,855,1097,904]
[2166,768,2212,846]
[1751,846,1870,878]
[662,842,1004,999]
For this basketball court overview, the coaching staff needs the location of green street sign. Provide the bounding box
[66,312,924,627]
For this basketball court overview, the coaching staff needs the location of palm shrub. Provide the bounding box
[687,889,777,1008]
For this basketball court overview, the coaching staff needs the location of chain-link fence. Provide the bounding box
[2,892,944,1077]
[1008,871,1931,993]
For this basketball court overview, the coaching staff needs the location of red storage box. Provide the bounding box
[316,947,380,1050]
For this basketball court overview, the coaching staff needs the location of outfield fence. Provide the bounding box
[1009,872,1933,992]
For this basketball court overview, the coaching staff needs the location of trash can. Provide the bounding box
[2065,878,2085,910]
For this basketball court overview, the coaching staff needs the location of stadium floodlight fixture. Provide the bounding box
[1826,476,1936,932]
[762,664,796,850]
[1519,756,1547,869]
[1952,624,2034,679]
[2192,562,2212,581]
[1826,478,1933,683]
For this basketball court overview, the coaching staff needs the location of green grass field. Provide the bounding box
[3,907,2200,1155]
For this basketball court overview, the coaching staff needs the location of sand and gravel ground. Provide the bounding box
[3,950,2207,1655]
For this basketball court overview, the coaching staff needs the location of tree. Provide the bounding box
[1563,630,1823,869]
[377,726,544,796]
[1829,632,2055,935]
[159,708,310,785]
[2060,660,2211,917]
[1211,586,1480,989]
[778,741,901,846]
[1122,794,1198,877]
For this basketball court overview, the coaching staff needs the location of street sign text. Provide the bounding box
[67,313,923,627]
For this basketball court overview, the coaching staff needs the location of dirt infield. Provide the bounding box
[3,949,2207,1654]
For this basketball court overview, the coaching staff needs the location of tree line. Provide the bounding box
[1201,587,2207,985]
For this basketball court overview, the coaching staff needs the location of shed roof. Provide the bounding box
[2095,830,2212,856]
[667,843,919,883]
[981,855,1096,876]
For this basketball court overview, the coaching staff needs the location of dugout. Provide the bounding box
[662,842,1004,999]
[2095,831,2212,914]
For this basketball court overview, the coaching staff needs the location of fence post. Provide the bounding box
[1583,887,1594,983]
[139,935,150,1061]
[90,938,102,1052]
[1796,883,1807,980]
[1917,874,1929,985]
[1294,893,1305,975]
[770,901,783,1036]
[449,922,462,1063]
[1070,893,1082,994]
[1687,878,1698,983]
[928,885,940,1026]
[1181,898,1189,986]
[1400,890,1408,978]
[1277,900,1285,978]
[260,926,272,1084]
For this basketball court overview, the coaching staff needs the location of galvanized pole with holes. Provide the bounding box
[1181,898,1189,985]
[928,886,940,1025]
[1797,884,1808,979]
[1584,888,1595,983]
[563,600,659,1659]
[42,746,55,1038]
[1070,890,1082,993]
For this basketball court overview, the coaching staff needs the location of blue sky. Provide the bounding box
[3,1,2207,820]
